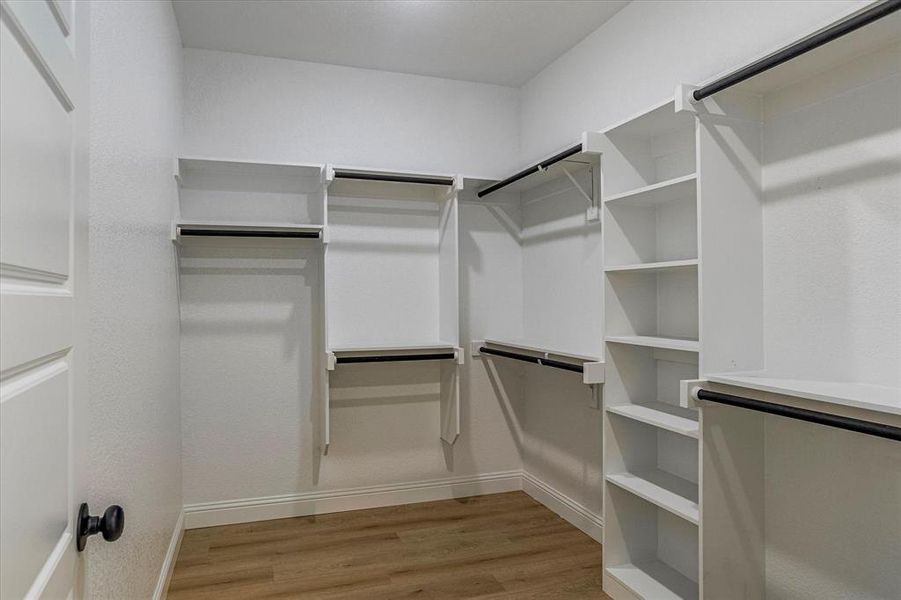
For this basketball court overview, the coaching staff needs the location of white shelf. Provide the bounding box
[706,372,901,418]
[606,335,699,353]
[606,470,699,525]
[603,174,697,206]
[476,132,602,197]
[479,339,601,363]
[475,339,605,384]
[173,221,323,244]
[605,259,698,274]
[329,342,458,355]
[607,402,699,438]
[606,561,699,600]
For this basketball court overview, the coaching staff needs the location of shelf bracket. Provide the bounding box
[561,165,599,222]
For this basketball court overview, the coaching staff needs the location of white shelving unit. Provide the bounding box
[322,166,463,452]
[601,99,701,599]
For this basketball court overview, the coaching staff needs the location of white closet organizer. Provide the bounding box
[321,167,463,453]
[469,133,606,400]
[602,2,901,599]
[600,99,701,600]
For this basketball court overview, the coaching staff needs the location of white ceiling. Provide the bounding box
[171,0,629,87]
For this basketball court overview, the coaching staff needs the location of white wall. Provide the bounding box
[520,0,860,161]
[88,1,183,597]
[182,48,520,177]
[760,46,901,599]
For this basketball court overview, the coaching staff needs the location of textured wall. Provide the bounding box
[182,48,521,178]
[519,0,859,161]
[761,48,901,599]
[88,1,183,597]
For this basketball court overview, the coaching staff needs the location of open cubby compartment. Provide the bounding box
[604,484,699,600]
[324,175,459,349]
[175,157,326,225]
[605,265,698,344]
[605,404,699,524]
[604,187,697,266]
[605,342,699,437]
[600,99,697,200]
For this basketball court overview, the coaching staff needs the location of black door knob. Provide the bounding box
[76,503,124,552]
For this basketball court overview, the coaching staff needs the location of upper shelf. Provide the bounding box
[326,343,462,369]
[476,132,602,198]
[706,372,901,418]
[173,221,323,244]
[176,157,324,194]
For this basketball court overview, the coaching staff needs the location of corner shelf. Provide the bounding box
[606,561,699,600]
[472,339,605,384]
[606,470,699,525]
[476,132,602,198]
[603,174,697,206]
[607,402,699,438]
[606,335,699,353]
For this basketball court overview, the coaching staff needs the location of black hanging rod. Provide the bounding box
[333,170,455,187]
[477,143,583,199]
[693,0,901,101]
[480,347,583,374]
[179,228,320,239]
[696,389,901,442]
[336,352,456,365]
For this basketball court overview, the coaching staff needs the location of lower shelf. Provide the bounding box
[607,402,699,438]
[606,561,699,600]
[606,470,699,524]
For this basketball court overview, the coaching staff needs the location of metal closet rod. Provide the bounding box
[333,170,455,187]
[335,352,456,365]
[179,228,320,239]
[693,0,901,101]
[477,143,583,199]
[696,389,901,442]
[480,347,583,374]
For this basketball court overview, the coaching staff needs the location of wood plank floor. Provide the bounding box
[168,491,611,599]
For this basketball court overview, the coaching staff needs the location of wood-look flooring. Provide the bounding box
[168,491,611,599]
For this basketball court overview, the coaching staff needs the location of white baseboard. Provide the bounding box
[183,470,523,529]
[522,471,604,543]
[153,510,184,600]
[182,470,603,544]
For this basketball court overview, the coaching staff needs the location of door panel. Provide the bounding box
[0,0,83,598]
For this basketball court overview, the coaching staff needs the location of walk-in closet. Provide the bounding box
[2,1,899,599]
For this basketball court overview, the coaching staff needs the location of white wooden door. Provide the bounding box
[1,0,89,598]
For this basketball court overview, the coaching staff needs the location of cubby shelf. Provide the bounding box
[606,335,700,353]
[606,561,699,600]
[604,259,698,273]
[603,174,697,206]
[606,470,699,525]
[607,402,699,438]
